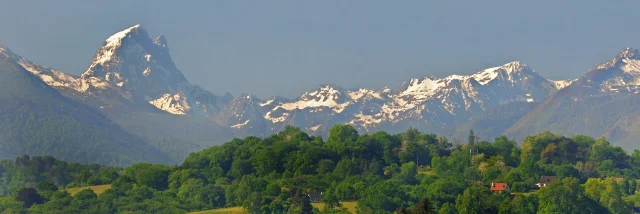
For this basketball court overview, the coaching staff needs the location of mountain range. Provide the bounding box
[0,44,171,165]
[1,24,639,165]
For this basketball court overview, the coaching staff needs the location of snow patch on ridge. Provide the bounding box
[230,120,250,129]
[264,111,289,123]
[149,92,191,115]
[308,124,322,131]
[621,58,640,74]
[551,79,575,89]
[470,66,501,85]
[19,61,83,89]
[349,112,383,126]
[143,67,151,76]
[276,85,351,113]
[348,88,383,100]
[279,100,350,113]
[260,99,275,107]
[399,77,445,100]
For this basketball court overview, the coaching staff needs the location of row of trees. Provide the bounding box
[1,125,640,213]
[0,155,119,196]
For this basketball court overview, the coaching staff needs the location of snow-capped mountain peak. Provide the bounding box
[0,44,25,60]
[81,25,188,98]
[585,47,640,94]
[616,48,640,74]
[87,24,142,67]
[595,47,640,71]
[397,61,542,101]
[500,61,528,73]
[617,47,640,59]
[469,61,537,85]
[300,84,345,101]
[276,84,351,113]
[259,60,569,133]
[5,24,602,141]
[592,47,640,74]
[0,26,229,119]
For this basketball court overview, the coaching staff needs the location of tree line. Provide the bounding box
[1,125,640,213]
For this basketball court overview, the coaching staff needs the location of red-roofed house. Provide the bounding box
[490,182,510,193]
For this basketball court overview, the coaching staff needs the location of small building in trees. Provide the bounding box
[307,192,323,203]
[490,182,510,193]
[536,176,557,188]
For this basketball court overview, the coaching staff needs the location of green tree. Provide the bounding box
[538,177,606,214]
[317,159,336,175]
[468,130,476,155]
[395,162,417,184]
[600,178,632,214]
[177,179,206,205]
[455,185,489,214]
[438,203,455,214]
[15,188,43,208]
[35,180,58,200]
[411,197,436,214]
[71,189,97,210]
[492,136,519,166]
[358,180,409,213]
[326,124,359,156]
[322,189,340,211]
[124,163,171,190]
[395,207,409,214]
[499,194,537,214]
[0,196,26,213]
[628,179,637,195]
[254,147,278,176]
[288,192,313,214]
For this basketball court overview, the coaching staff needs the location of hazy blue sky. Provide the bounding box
[2,1,640,98]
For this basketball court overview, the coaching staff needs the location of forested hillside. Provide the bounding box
[0,52,172,166]
[1,125,640,213]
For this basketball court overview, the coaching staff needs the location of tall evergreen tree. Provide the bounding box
[468,130,476,155]
[395,207,409,214]
[15,188,43,208]
[411,197,436,214]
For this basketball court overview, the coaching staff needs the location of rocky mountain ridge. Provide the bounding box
[2,25,576,139]
[504,47,640,150]
[12,24,640,162]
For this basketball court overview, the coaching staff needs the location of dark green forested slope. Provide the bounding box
[2,124,640,214]
[0,54,172,166]
[453,101,536,141]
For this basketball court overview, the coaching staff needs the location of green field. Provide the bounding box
[65,184,112,196]
[191,201,358,214]
[188,207,246,214]
[312,201,358,213]
[417,166,436,176]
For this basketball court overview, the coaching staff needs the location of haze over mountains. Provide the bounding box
[0,45,171,165]
[2,24,640,165]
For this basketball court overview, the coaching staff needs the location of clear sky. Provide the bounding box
[2,1,640,98]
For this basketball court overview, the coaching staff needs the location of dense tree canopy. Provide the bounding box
[1,126,640,213]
